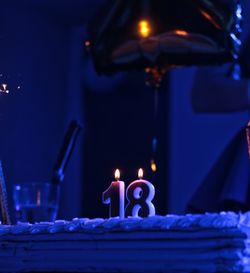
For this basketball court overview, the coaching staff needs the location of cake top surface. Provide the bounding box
[0,212,249,236]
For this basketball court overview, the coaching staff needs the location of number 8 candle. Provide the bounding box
[125,168,155,218]
[102,169,125,218]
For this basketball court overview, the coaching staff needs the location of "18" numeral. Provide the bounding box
[103,180,155,218]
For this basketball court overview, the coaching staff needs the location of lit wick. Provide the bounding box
[115,169,120,181]
[138,168,143,179]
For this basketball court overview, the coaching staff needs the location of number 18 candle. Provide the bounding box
[102,169,125,218]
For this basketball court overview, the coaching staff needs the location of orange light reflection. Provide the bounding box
[200,10,221,29]
[174,30,189,36]
[138,20,151,38]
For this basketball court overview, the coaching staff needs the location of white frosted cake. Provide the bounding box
[1,212,250,272]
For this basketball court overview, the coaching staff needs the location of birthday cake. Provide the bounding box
[0,212,250,273]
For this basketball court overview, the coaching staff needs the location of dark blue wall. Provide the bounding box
[1,0,250,221]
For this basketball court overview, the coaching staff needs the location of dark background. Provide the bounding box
[0,0,249,221]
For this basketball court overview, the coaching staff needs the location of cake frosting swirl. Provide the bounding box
[0,211,246,235]
[0,212,250,273]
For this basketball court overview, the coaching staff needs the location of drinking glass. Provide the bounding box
[13,182,60,223]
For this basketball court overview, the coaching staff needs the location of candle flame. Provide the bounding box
[138,20,151,38]
[115,169,120,180]
[174,30,188,36]
[138,168,143,179]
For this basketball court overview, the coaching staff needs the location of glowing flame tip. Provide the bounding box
[138,168,143,179]
[115,169,120,180]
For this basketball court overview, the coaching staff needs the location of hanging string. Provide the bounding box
[145,66,169,182]
[150,87,159,182]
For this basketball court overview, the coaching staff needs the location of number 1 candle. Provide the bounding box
[102,169,125,218]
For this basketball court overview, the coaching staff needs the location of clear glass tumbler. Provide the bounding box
[13,182,60,223]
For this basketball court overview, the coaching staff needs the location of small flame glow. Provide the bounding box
[174,30,188,36]
[115,169,120,180]
[138,168,143,179]
[138,20,151,38]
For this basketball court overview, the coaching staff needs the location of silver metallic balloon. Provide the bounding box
[88,0,242,75]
